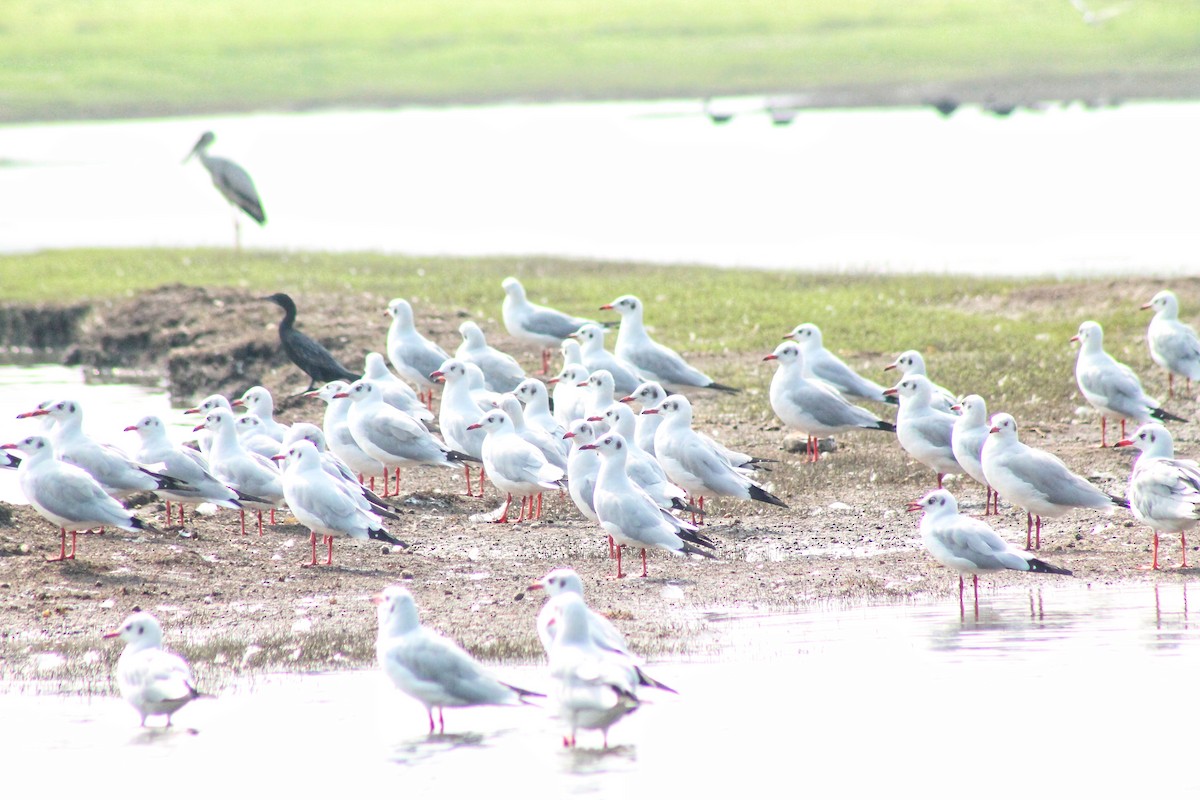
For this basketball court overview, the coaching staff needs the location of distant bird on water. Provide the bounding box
[184,131,266,249]
[264,293,359,393]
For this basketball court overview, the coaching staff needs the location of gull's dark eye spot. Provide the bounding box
[136,625,144,635]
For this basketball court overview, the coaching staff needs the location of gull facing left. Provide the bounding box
[1116,422,1200,570]
[104,612,203,727]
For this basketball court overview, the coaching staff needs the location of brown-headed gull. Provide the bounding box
[883,350,957,412]
[193,409,283,535]
[374,586,542,734]
[1072,320,1186,447]
[1,435,159,562]
[564,420,602,524]
[600,403,698,516]
[570,323,643,396]
[124,414,261,527]
[884,375,963,489]
[231,386,288,442]
[103,612,202,727]
[274,440,405,566]
[783,323,893,405]
[234,414,285,459]
[765,341,896,463]
[547,593,641,749]
[496,394,568,470]
[363,352,434,424]
[468,410,565,523]
[619,380,667,456]
[530,567,675,692]
[501,276,601,373]
[580,369,619,435]
[307,381,388,491]
[431,359,490,497]
[24,399,188,499]
[182,394,232,456]
[1116,422,1200,570]
[907,489,1071,612]
[560,337,584,368]
[514,378,567,440]
[1142,290,1200,398]
[549,364,590,429]
[280,423,399,522]
[601,294,739,394]
[950,395,998,515]
[386,297,450,406]
[340,379,479,496]
[649,394,786,515]
[583,432,715,577]
[455,320,527,393]
[981,412,1127,549]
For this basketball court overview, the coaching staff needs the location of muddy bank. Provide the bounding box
[0,282,1196,696]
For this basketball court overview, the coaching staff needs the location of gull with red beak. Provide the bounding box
[1116,422,1200,570]
[883,375,962,489]
[104,611,202,727]
[1142,290,1200,398]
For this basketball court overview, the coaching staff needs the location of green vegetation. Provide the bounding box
[0,248,1168,425]
[1,0,1198,122]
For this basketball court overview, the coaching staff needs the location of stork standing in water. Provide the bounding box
[184,131,266,249]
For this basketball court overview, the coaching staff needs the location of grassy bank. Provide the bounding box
[2,0,1198,122]
[0,248,1176,424]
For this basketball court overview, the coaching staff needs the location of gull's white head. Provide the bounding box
[373,585,420,637]
[600,295,642,318]
[1070,320,1104,352]
[885,350,926,376]
[906,488,959,518]
[386,298,415,327]
[104,611,165,651]
[988,412,1019,441]
[459,321,487,349]
[501,276,525,300]
[783,323,823,348]
[621,381,665,408]
[1142,290,1179,318]
[954,394,988,426]
[1117,422,1174,459]
[530,567,585,597]
[467,409,514,434]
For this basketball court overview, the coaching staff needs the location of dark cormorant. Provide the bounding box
[264,293,360,392]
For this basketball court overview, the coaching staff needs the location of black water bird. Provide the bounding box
[184,131,266,248]
[264,293,360,392]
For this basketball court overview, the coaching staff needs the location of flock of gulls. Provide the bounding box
[9,277,1200,745]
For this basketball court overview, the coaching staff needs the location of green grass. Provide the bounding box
[1,0,1198,122]
[0,248,1173,426]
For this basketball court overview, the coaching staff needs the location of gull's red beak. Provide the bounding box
[762,354,778,361]
[1114,439,1134,447]
[599,304,614,311]
[905,501,924,513]
[640,409,658,415]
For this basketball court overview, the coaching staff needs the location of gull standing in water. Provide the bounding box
[374,586,543,734]
[1142,290,1200,398]
[104,612,203,727]
[1116,422,1200,570]
[981,412,1127,549]
[501,276,602,374]
[764,341,895,463]
[907,489,1071,613]
[1072,320,1186,447]
[601,294,739,393]
[386,298,451,408]
[1,436,160,562]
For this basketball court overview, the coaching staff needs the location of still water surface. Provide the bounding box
[4,583,1197,796]
[0,99,1196,275]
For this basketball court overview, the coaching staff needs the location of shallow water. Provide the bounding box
[6,583,1198,795]
[0,99,1196,275]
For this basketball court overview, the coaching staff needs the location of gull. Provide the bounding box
[579,369,620,435]
[184,130,264,248]
[883,350,957,412]
[981,412,1127,549]
[386,298,450,407]
[1072,319,1185,447]
[618,380,667,456]
[583,432,715,577]
[649,394,787,515]
[468,410,565,523]
[193,408,283,535]
[103,612,203,727]
[234,415,285,459]
[514,378,567,440]
[564,420,602,523]
[950,395,998,515]
[547,593,641,749]
[431,359,490,497]
[550,364,590,429]
[232,386,288,441]
[1142,290,1200,398]
[496,394,568,471]
[455,321,527,393]
[340,379,479,496]
[1116,422,1200,570]
[530,567,675,693]
[560,337,585,368]
[374,585,543,734]
[263,293,358,392]
[907,489,1072,612]
[26,399,189,500]
[274,441,406,567]
[307,381,388,492]
[764,341,896,463]
[463,362,505,411]
[363,352,434,425]
[783,323,893,405]
[124,414,261,527]
[571,323,643,396]
[1,436,159,562]
[501,276,601,373]
[279,423,399,522]
[883,375,963,489]
[599,403,698,516]
[601,294,739,393]
[183,394,233,456]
